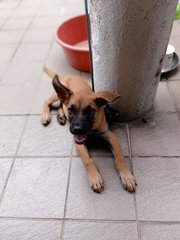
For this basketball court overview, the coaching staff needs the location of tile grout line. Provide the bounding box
[126,124,141,240]
[7,1,44,63]
[0,114,29,205]
[26,0,67,115]
[167,80,180,122]
[59,139,74,240]
[0,215,180,225]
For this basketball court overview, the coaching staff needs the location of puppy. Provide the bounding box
[42,67,136,193]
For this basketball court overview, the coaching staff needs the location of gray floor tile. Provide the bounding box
[41,0,63,6]
[13,43,50,62]
[0,62,7,78]
[19,0,42,8]
[168,80,180,111]
[0,2,18,10]
[134,157,180,221]
[11,7,38,18]
[140,223,180,240]
[3,18,32,30]
[0,45,17,62]
[0,219,61,240]
[45,42,80,76]
[169,36,180,54]
[171,21,180,37]
[0,157,70,218]
[22,28,54,43]
[17,116,73,157]
[154,81,176,112]
[0,116,26,156]
[0,85,36,114]
[63,221,138,240]
[30,83,55,114]
[36,6,62,17]
[30,16,61,28]
[167,66,180,80]
[0,18,5,28]
[0,30,24,44]
[1,62,43,85]
[130,113,180,156]
[63,4,85,17]
[0,159,13,197]
[66,157,136,220]
[0,9,13,18]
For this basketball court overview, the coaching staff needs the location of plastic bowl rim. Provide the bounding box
[55,14,89,53]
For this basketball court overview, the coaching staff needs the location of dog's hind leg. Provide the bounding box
[57,102,66,125]
[41,92,58,126]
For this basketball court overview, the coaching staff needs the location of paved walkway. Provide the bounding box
[0,0,180,239]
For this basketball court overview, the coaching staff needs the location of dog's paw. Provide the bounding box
[88,171,104,193]
[120,170,137,192]
[57,114,66,125]
[41,113,51,126]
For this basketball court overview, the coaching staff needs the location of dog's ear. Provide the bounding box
[94,91,120,107]
[52,74,73,104]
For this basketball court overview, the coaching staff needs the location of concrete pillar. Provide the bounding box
[90,0,177,121]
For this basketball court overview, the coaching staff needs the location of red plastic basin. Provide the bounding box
[56,15,90,72]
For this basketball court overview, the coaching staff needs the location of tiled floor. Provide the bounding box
[0,0,180,239]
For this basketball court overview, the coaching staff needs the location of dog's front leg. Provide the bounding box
[75,143,104,193]
[103,131,136,192]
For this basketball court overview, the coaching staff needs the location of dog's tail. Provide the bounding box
[43,67,61,79]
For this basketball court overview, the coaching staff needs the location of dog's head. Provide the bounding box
[52,75,120,144]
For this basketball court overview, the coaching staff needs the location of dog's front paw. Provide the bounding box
[41,113,51,126]
[120,170,137,193]
[57,114,66,125]
[88,171,104,193]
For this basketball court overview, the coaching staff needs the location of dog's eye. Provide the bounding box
[84,106,95,115]
[68,105,75,115]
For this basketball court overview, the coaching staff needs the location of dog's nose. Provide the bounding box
[73,123,84,134]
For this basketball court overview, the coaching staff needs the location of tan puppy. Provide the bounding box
[42,67,136,193]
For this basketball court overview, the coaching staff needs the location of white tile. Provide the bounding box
[0,116,26,156]
[0,159,13,196]
[30,16,61,28]
[0,30,24,44]
[154,81,176,112]
[0,45,17,62]
[0,18,6,28]
[134,157,180,221]
[66,157,136,220]
[168,81,180,111]
[141,224,180,240]
[22,28,54,43]
[0,2,18,10]
[130,113,180,156]
[11,8,38,17]
[1,62,43,85]
[36,6,62,16]
[0,158,70,218]
[0,85,36,114]
[0,62,7,77]
[17,116,73,157]
[3,18,32,30]
[19,0,42,8]
[0,219,62,240]
[13,43,50,62]
[63,221,138,240]
[46,42,80,75]
[0,9,13,18]
[30,83,54,114]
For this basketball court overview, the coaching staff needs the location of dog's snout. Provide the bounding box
[73,123,84,134]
